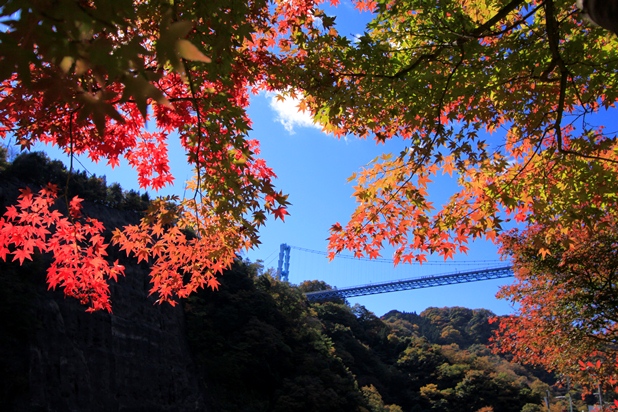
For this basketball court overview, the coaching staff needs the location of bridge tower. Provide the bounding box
[276,243,291,282]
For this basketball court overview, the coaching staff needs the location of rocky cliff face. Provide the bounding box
[0,181,207,412]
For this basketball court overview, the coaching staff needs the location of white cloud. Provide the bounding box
[266,92,322,135]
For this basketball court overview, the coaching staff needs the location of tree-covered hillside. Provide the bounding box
[187,261,552,412]
[382,307,496,348]
[0,149,206,411]
[0,149,588,411]
[0,148,151,212]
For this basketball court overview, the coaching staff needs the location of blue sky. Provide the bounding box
[242,92,513,317]
[238,2,514,316]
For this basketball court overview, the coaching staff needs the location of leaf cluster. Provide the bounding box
[0,0,306,308]
[493,222,618,392]
[282,0,618,263]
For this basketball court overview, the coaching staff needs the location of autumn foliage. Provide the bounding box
[0,185,124,311]
[493,223,618,393]
[283,0,618,395]
[274,0,618,392]
[296,0,618,263]
[2,5,618,404]
[0,0,341,310]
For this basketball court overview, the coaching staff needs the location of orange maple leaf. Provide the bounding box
[207,276,220,291]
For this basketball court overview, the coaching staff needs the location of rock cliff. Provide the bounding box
[0,180,207,412]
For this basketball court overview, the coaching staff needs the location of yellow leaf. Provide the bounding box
[59,56,74,73]
[75,59,89,75]
[176,39,212,63]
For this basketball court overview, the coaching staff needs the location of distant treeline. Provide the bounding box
[0,147,151,212]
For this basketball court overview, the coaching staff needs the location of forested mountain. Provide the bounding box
[382,307,496,348]
[0,151,575,411]
[0,150,206,411]
[186,260,552,412]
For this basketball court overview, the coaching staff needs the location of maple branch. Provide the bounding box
[108,96,212,107]
[464,113,550,225]
[539,57,557,81]
[383,48,446,80]
[350,51,466,249]
[75,3,118,31]
[435,46,465,136]
[170,2,203,214]
[544,0,618,165]
[336,0,533,82]
[183,62,208,238]
[64,109,79,230]
[68,111,74,179]
[472,3,545,39]
[383,0,528,79]
[470,0,531,37]
[184,63,204,199]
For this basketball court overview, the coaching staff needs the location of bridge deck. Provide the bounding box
[304,266,513,301]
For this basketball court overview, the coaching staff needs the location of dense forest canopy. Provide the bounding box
[185,260,555,411]
[2,240,560,410]
[494,224,618,391]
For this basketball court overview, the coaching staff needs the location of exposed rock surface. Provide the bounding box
[0,180,207,412]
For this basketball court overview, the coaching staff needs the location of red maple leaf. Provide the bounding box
[272,206,289,221]
[12,248,32,264]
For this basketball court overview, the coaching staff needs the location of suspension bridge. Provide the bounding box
[273,244,514,302]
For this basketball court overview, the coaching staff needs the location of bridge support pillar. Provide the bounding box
[277,244,291,282]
